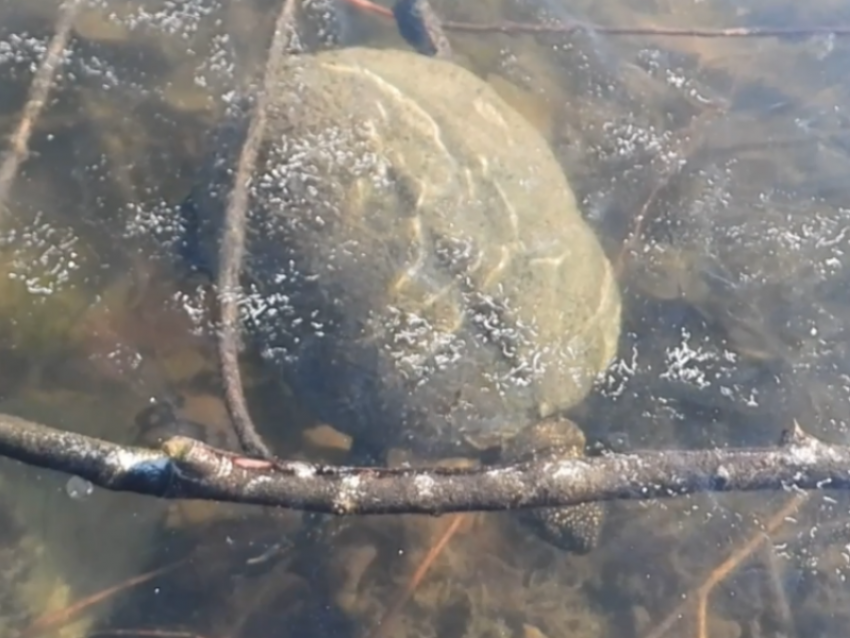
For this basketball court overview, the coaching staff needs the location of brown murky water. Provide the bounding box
[1,0,850,637]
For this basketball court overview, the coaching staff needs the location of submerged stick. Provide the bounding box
[372,514,466,638]
[440,21,850,38]
[215,0,301,460]
[344,0,850,40]
[1,412,850,515]
[642,494,807,638]
[0,0,83,210]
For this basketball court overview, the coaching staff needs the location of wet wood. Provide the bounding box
[1,413,850,516]
[213,0,301,461]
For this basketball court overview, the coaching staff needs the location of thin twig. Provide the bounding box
[613,107,723,277]
[0,0,82,211]
[642,493,807,638]
[215,0,301,460]
[693,495,807,638]
[342,0,850,40]
[441,21,850,39]
[21,559,186,638]
[371,514,466,638]
[1,413,849,516]
[343,0,392,18]
[89,632,208,638]
[758,536,796,638]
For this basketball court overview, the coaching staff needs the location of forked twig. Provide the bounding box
[215,0,301,460]
[0,0,82,211]
[642,493,808,638]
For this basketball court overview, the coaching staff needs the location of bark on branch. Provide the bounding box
[0,412,845,515]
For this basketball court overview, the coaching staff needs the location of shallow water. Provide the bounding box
[1,0,850,637]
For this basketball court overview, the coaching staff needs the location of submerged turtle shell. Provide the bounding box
[192,46,621,458]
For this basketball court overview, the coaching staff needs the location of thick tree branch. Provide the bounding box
[0,413,845,515]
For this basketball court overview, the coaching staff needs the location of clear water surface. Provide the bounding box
[1,0,849,637]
